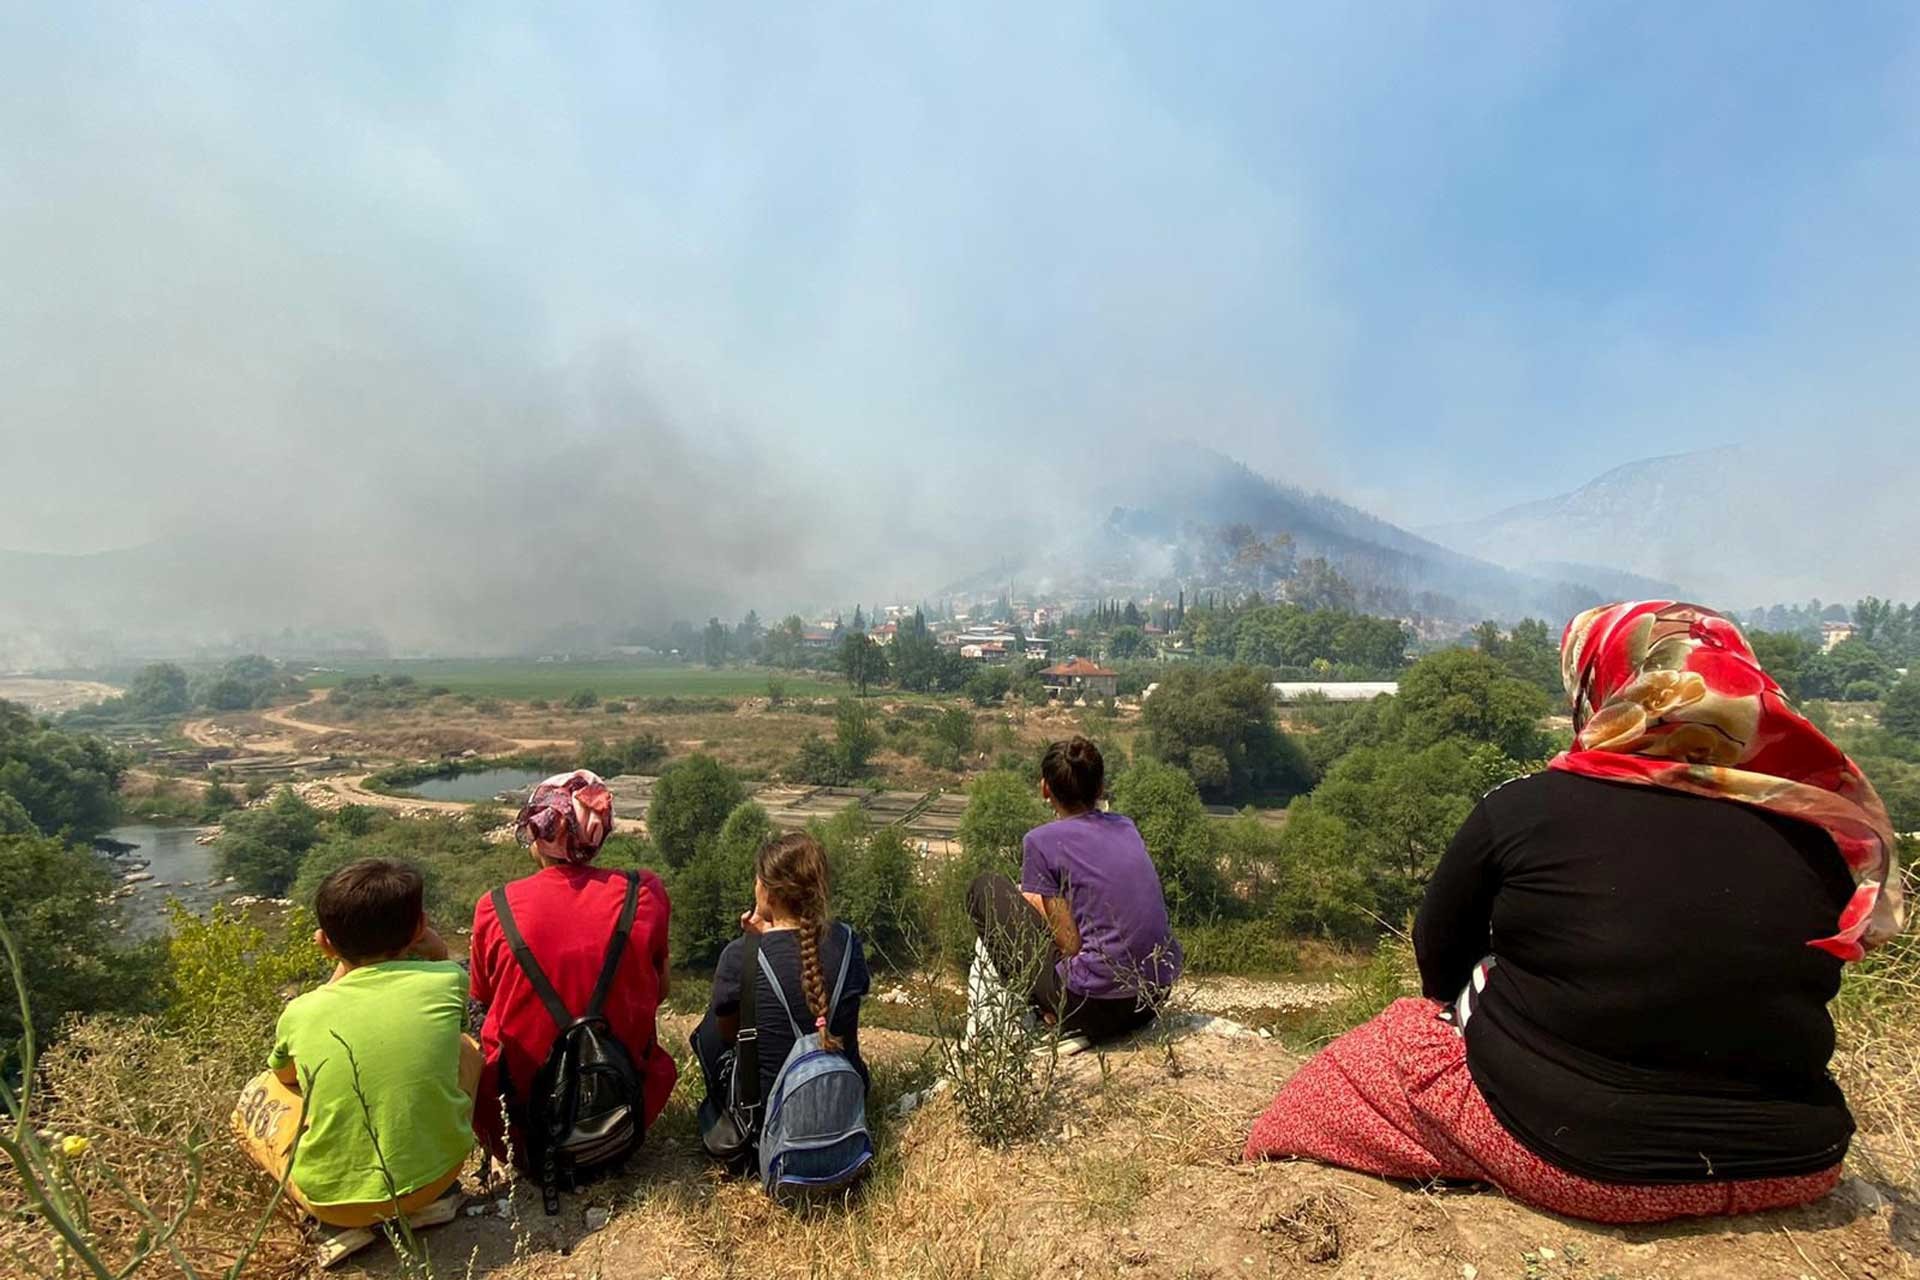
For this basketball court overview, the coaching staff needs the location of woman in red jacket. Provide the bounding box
[468,770,677,1161]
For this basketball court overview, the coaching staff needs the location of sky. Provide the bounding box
[2,3,1916,646]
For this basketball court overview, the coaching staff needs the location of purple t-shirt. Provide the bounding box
[1021,811,1183,1001]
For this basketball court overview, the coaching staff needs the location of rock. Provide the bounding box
[1835,1174,1885,1214]
[495,1198,510,1216]
[123,871,153,883]
[463,1202,490,1218]
[1461,1266,1478,1280]
[1165,1012,1259,1040]
[584,1206,610,1232]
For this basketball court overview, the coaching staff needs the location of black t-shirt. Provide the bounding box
[1415,770,1857,1184]
[710,925,871,1109]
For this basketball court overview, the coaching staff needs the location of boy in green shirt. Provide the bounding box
[232,859,477,1265]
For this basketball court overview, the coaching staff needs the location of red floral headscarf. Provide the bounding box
[515,769,615,863]
[1551,601,1903,961]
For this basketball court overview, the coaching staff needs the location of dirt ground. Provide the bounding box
[0,676,120,715]
[327,1021,1914,1280]
[182,689,1125,789]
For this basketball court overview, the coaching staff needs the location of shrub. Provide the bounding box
[1180,919,1300,975]
[1109,760,1231,925]
[215,789,323,895]
[667,801,769,967]
[579,732,668,778]
[648,754,746,867]
[566,689,600,710]
[815,811,925,970]
[291,815,524,928]
[0,917,312,1278]
[790,733,853,785]
[931,910,1063,1147]
[164,900,330,1061]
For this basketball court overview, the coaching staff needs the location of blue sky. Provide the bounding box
[2,3,1915,605]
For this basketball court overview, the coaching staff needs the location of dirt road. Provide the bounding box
[261,690,578,752]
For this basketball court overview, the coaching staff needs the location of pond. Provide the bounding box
[401,766,548,803]
[98,823,230,938]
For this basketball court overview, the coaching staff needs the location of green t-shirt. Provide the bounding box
[268,960,473,1207]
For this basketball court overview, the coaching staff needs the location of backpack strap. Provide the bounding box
[584,871,641,1022]
[755,945,805,1038]
[735,930,762,1116]
[490,886,573,1032]
[827,923,855,1015]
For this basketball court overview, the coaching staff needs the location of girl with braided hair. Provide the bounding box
[693,833,871,1166]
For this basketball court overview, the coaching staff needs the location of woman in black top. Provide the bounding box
[1246,601,1903,1223]
[691,833,870,1162]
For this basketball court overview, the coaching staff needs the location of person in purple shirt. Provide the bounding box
[966,736,1183,1042]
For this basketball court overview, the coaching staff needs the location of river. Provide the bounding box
[100,823,232,938]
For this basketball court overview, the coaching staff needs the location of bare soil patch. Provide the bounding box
[329,1023,1913,1280]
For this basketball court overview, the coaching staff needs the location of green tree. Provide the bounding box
[1884,672,1920,744]
[956,770,1050,876]
[704,617,728,668]
[1749,630,1815,702]
[765,615,806,668]
[0,700,124,841]
[1108,625,1147,660]
[216,789,324,894]
[126,661,191,715]
[840,632,887,695]
[1142,666,1314,804]
[1266,804,1378,940]
[933,706,976,759]
[1391,648,1553,760]
[1108,760,1229,924]
[647,754,746,867]
[1473,618,1562,697]
[668,800,770,966]
[1310,740,1481,921]
[835,697,880,776]
[1,833,163,1054]
[1802,640,1898,701]
[813,809,923,968]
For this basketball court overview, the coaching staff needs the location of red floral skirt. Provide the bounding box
[1243,998,1841,1224]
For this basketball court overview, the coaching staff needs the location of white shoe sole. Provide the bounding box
[313,1192,463,1270]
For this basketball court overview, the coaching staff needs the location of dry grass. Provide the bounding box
[1832,909,1920,1195]
[0,1016,311,1279]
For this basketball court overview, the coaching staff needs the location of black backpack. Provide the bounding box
[491,871,648,1215]
[696,931,764,1173]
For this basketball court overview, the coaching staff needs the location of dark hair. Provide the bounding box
[755,833,841,1052]
[314,858,425,963]
[1041,736,1104,812]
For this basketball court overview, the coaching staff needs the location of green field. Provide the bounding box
[297,659,848,700]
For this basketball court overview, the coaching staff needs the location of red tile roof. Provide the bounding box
[1042,657,1117,678]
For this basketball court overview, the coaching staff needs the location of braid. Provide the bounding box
[796,917,842,1051]
[756,831,844,1053]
